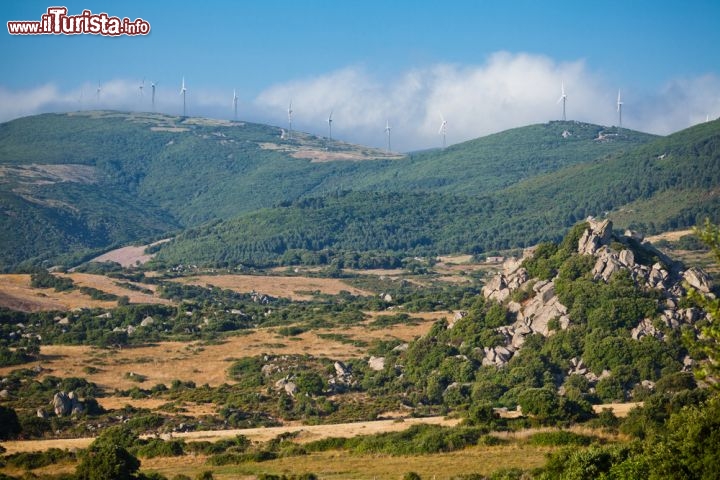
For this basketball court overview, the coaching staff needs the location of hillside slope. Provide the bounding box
[153,120,720,267]
[3,111,714,270]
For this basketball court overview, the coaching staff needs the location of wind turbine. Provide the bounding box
[139,78,145,97]
[439,114,447,149]
[287,100,293,140]
[96,81,101,104]
[616,89,623,129]
[233,89,238,120]
[557,81,567,121]
[385,120,391,153]
[151,81,157,111]
[328,110,333,141]
[180,76,187,117]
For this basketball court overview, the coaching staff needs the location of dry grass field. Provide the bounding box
[0,274,117,312]
[2,436,556,480]
[0,314,439,391]
[0,416,459,455]
[0,273,170,312]
[174,274,371,301]
[143,443,553,480]
[61,272,171,305]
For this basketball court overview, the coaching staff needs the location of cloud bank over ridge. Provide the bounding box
[2,52,719,151]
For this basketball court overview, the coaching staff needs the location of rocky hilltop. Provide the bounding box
[479,218,714,386]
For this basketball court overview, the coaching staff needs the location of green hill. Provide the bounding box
[153,120,720,267]
[2,110,719,270]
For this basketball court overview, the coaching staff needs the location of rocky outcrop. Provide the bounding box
[684,267,714,294]
[51,391,84,416]
[274,377,297,397]
[368,356,385,371]
[578,218,613,255]
[480,217,714,372]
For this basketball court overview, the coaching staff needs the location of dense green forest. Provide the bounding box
[154,120,720,267]
[1,111,719,270]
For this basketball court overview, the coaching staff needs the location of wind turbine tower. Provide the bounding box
[617,89,623,129]
[557,82,567,121]
[287,101,293,140]
[328,111,333,141]
[439,114,448,149]
[385,120,391,153]
[180,76,187,117]
[139,78,145,97]
[96,81,101,104]
[233,89,238,120]
[151,81,156,111]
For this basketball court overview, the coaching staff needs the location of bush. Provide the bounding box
[0,406,21,440]
[134,439,185,458]
[75,443,140,480]
[4,448,77,470]
[526,430,596,446]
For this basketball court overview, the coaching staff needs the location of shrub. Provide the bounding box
[4,448,77,470]
[75,443,140,480]
[526,430,596,446]
[0,406,21,440]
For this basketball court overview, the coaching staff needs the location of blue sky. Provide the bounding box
[2,0,719,151]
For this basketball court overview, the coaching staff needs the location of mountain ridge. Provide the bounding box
[1,111,717,270]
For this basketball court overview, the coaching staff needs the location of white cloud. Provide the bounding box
[1,53,719,151]
[253,53,720,150]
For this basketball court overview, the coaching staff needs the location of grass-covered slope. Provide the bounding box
[352,121,656,193]
[2,110,715,270]
[0,111,397,269]
[154,120,720,267]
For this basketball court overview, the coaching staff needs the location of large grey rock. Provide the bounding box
[618,249,635,267]
[334,361,349,377]
[631,318,660,340]
[368,356,385,371]
[482,275,506,298]
[578,218,613,255]
[284,382,297,397]
[52,392,72,416]
[593,250,623,281]
[648,263,669,289]
[684,267,713,294]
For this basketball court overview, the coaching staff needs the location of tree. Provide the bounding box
[75,425,141,480]
[518,387,561,423]
[75,442,141,480]
[688,219,720,386]
[295,371,324,396]
[0,405,21,439]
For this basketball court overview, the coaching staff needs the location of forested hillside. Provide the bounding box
[2,111,719,270]
[154,120,720,268]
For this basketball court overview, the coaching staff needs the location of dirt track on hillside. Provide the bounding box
[0,416,459,454]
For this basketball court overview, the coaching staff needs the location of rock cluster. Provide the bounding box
[479,217,714,373]
[51,391,84,416]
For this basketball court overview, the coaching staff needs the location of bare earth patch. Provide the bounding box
[0,274,116,312]
[646,229,694,243]
[174,274,370,301]
[84,239,170,268]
